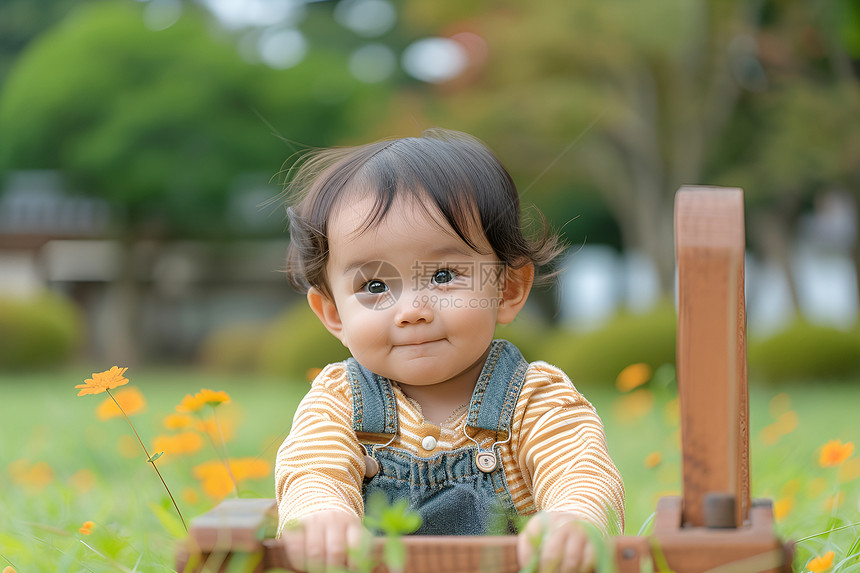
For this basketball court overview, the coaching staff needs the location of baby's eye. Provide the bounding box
[363,279,388,294]
[431,269,456,285]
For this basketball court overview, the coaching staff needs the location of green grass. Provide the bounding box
[1,367,858,571]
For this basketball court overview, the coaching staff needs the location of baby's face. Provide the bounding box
[321,191,506,393]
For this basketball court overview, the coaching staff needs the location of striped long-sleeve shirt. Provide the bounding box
[275,360,625,535]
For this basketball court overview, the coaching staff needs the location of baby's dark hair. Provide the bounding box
[284,128,564,296]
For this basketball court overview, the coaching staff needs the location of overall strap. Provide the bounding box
[465,340,529,434]
[346,358,398,436]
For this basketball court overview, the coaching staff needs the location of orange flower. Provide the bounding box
[182,487,200,505]
[177,389,231,413]
[193,458,269,498]
[196,416,235,443]
[3,566,18,573]
[773,497,793,522]
[96,387,146,420]
[612,388,655,423]
[152,432,204,456]
[760,411,798,446]
[8,459,54,490]
[806,551,835,572]
[75,367,129,396]
[644,451,662,469]
[70,469,96,493]
[838,456,860,483]
[615,363,652,392]
[78,520,95,535]
[163,413,194,430]
[819,439,854,467]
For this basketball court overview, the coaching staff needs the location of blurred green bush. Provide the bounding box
[0,291,82,370]
[197,321,267,374]
[748,320,860,383]
[524,301,679,386]
[201,298,860,388]
[256,303,350,383]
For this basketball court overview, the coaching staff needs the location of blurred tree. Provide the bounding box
[723,0,860,310]
[392,0,759,297]
[0,0,80,85]
[0,1,387,363]
[386,0,860,319]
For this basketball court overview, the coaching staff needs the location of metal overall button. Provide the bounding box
[464,426,510,474]
[475,450,498,473]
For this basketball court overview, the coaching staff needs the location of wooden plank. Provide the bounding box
[675,186,750,528]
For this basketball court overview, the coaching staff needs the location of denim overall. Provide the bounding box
[346,339,529,535]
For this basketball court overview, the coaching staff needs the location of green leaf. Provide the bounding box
[147,501,186,539]
[147,452,163,463]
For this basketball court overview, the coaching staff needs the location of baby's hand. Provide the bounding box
[281,509,364,572]
[517,511,595,573]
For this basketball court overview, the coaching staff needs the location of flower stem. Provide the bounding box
[795,520,860,542]
[107,389,187,532]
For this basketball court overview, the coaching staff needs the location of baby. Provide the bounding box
[276,129,624,572]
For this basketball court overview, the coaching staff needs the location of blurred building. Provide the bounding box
[559,189,859,336]
[0,170,295,362]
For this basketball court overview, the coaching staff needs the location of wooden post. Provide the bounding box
[675,186,750,528]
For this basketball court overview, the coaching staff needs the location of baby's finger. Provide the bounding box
[579,536,596,573]
[280,528,308,572]
[517,516,545,571]
[303,520,327,572]
[538,528,566,573]
[559,527,588,573]
[323,520,348,571]
[346,521,365,571]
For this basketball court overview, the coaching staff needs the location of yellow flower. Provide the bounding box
[196,416,235,443]
[177,389,231,413]
[663,397,680,427]
[822,491,845,512]
[193,458,269,498]
[819,439,854,467]
[773,497,793,522]
[70,469,96,493]
[78,520,95,535]
[182,487,200,505]
[75,367,129,396]
[612,388,655,423]
[615,363,652,392]
[152,432,204,456]
[838,456,860,483]
[760,411,799,446]
[806,550,834,572]
[768,393,791,418]
[163,413,194,430]
[644,451,662,469]
[28,462,54,490]
[95,387,146,420]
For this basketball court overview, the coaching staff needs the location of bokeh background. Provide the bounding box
[2,0,859,378]
[1,1,860,570]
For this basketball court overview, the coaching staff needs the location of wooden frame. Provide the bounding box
[176,187,793,572]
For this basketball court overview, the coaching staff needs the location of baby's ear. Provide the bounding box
[497,263,534,325]
[307,287,346,344]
